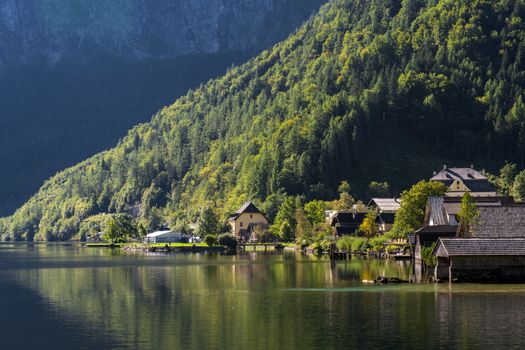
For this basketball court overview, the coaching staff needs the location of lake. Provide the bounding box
[1,243,525,349]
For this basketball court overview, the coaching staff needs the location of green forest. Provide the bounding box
[2,0,525,241]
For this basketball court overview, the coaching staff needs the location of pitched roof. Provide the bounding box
[472,206,525,238]
[431,167,497,193]
[330,211,367,227]
[377,212,395,225]
[369,198,401,213]
[228,201,263,221]
[427,196,448,225]
[431,167,488,181]
[146,230,178,238]
[435,238,525,256]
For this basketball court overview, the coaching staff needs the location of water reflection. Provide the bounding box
[1,244,525,349]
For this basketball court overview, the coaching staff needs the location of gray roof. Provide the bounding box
[426,196,515,226]
[414,225,458,234]
[472,206,525,238]
[369,198,401,213]
[435,238,525,256]
[427,196,447,225]
[431,167,487,181]
[431,167,497,193]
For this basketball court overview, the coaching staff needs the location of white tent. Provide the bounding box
[145,230,184,243]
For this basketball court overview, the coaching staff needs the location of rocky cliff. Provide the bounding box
[0,0,327,216]
[0,0,326,66]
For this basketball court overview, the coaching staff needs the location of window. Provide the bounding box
[240,222,243,227]
[250,214,253,218]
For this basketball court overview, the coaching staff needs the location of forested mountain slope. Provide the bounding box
[0,0,325,216]
[2,0,525,240]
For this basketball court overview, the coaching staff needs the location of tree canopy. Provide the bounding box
[3,0,525,241]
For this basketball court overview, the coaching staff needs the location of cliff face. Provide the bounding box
[0,0,326,66]
[0,0,327,216]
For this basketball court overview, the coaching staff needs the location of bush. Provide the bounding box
[386,245,400,254]
[218,233,238,250]
[369,236,388,251]
[204,234,218,246]
[351,237,369,253]
[421,242,438,267]
[336,236,355,251]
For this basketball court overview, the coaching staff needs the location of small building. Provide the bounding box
[433,206,525,282]
[430,166,498,197]
[330,211,367,236]
[228,202,269,241]
[145,230,185,243]
[434,238,525,282]
[414,195,516,261]
[368,198,400,234]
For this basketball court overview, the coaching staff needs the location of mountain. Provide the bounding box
[0,0,326,216]
[2,0,525,241]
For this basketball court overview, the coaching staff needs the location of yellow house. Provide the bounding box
[228,202,268,240]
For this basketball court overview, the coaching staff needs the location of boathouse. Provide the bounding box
[433,206,525,282]
[433,238,525,282]
[413,196,515,261]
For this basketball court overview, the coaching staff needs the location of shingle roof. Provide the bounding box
[431,167,488,181]
[369,198,401,212]
[331,211,367,226]
[472,206,525,238]
[436,238,525,256]
[415,225,458,234]
[427,196,448,225]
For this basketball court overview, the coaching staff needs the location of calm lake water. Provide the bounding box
[1,244,525,349]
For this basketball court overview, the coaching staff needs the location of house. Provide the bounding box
[414,196,515,262]
[433,206,525,282]
[368,198,401,234]
[228,202,269,241]
[145,230,186,243]
[329,211,367,236]
[430,166,498,197]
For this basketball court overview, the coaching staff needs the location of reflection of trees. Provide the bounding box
[7,248,525,349]
[331,258,413,282]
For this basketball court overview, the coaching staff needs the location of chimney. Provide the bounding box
[443,164,447,170]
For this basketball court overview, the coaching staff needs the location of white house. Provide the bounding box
[145,230,184,243]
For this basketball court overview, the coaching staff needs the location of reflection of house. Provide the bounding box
[368,198,401,234]
[434,206,525,282]
[145,230,185,243]
[431,166,498,197]
[330,211,367,236]
[414,196,515,262]
[228,202,268,241]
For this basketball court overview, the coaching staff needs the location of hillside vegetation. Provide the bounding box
[2,0,525,240]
